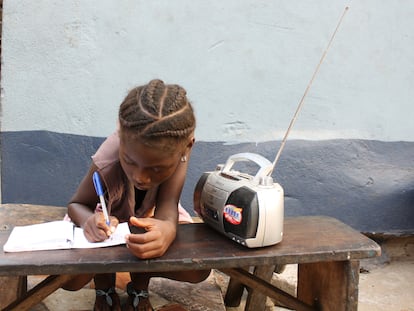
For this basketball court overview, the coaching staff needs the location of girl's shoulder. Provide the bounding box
[92,132,120,169]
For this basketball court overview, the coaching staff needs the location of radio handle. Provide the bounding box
[221,153,273,180]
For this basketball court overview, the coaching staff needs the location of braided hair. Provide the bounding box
[119,79,196,150]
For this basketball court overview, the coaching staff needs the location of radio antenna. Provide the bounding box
[269,6,349,176]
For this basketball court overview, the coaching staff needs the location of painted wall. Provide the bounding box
[1,1,413,234]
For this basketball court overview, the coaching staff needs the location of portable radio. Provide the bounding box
[193,153,284,248]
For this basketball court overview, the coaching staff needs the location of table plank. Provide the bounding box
[0,204,380,276]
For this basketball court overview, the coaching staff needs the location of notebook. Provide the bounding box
[3,221,130,252]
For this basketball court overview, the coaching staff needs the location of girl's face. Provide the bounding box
[119,134,186,191]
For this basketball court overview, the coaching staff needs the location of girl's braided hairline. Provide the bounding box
[118,79,195,141]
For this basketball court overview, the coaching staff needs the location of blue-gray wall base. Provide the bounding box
[1,131,413,235]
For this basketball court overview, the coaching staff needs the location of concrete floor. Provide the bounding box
[357,235,414,311]
[358,260,414,311]
[28,236,414,311]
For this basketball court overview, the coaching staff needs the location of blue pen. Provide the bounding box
[92,171,110,226]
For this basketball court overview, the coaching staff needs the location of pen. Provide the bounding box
[92,171,110,226]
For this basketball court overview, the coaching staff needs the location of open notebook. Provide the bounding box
[3,221,130,252]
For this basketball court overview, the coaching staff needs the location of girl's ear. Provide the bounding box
[188,136,195,149]
[183,136,195,155]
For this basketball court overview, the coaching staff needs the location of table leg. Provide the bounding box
[3,274,75,311]
[244,265,275,311]
[297,260,360,311]
[0,276,27,309]
[224,266,251,307]
[224,277,246,307]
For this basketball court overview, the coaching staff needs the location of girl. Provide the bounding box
[64,79,210,311]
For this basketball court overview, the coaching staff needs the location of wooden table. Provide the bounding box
[0,204,380,311]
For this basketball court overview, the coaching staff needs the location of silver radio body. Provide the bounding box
[194,153,284,248]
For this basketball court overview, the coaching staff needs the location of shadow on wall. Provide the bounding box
[1,131,413,234]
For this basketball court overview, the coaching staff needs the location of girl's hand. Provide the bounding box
[83,212,119,242]
[126,216,177,259]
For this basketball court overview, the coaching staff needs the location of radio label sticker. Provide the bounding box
[223,205,242,225]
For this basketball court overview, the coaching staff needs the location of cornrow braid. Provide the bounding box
[119,79,195,144]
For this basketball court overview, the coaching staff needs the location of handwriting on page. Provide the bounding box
[71,222,130,249]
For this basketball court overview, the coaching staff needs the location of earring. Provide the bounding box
[181,155,187,162]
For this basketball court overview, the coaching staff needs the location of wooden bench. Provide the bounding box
[0,204,381,311]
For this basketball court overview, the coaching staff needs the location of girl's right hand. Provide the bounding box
[83,212,119,242]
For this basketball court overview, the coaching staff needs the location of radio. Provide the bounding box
[192,7,348,248]
[193,152,284,248]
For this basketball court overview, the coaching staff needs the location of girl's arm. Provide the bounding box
[68,165,97,225]
[154,157,189,222]
[126,157,189,259]
[68,164,117,241]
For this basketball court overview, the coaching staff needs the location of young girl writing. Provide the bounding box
[64,79,210,311]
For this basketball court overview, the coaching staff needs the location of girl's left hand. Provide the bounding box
[126,216,177,259]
